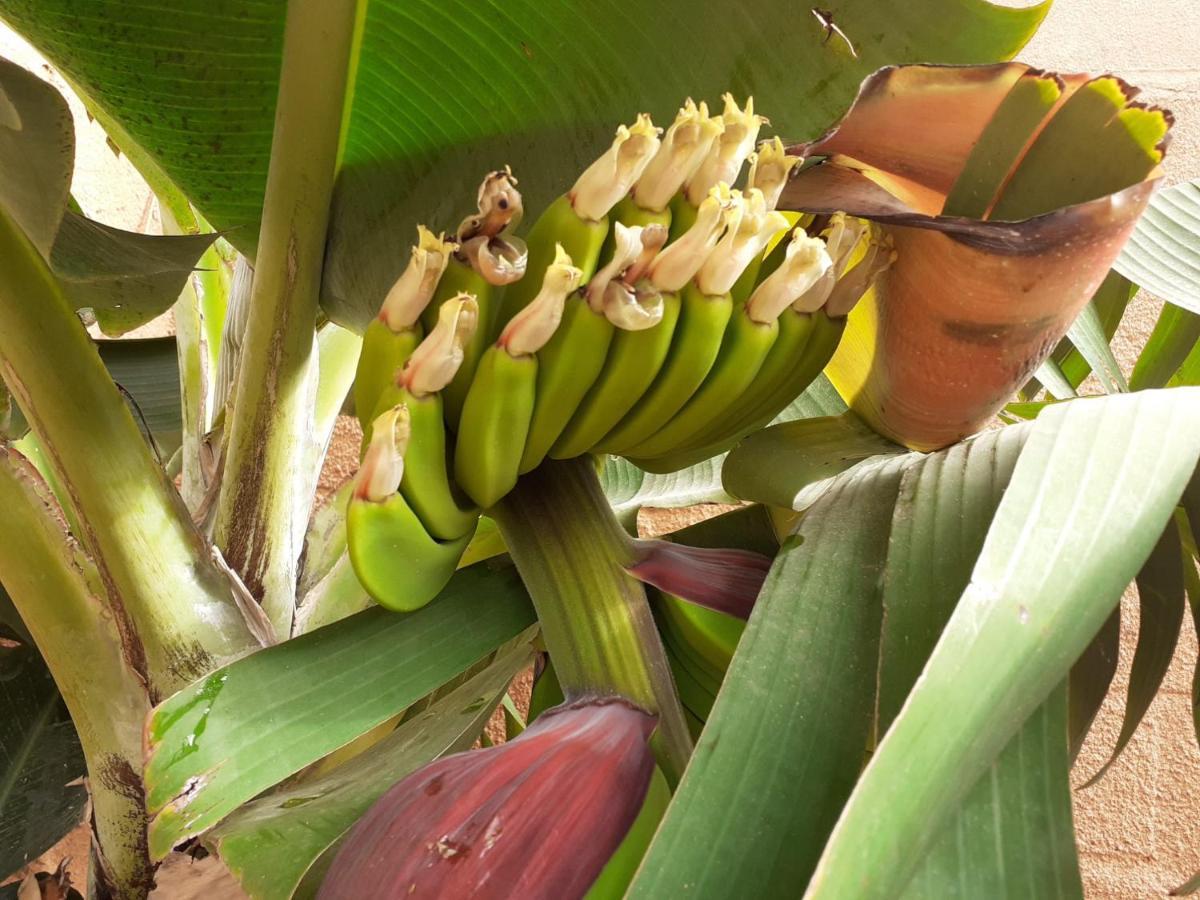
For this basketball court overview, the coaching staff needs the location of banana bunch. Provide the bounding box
[347,96,896,613]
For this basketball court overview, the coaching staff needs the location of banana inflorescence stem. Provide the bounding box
[491,456,693,784]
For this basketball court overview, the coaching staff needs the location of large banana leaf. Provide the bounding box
[0,0,1049,331]
[208,639,534,900]
[142,564,535,859]
[632,389,1200,898]
[1115,179,1200,315]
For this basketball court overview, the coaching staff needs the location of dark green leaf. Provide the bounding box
[0,644,86,880]
[143,564,535,858]
[1115,180,1200,314]
[805,389,1200,900]
[874,429,1081,898]
[1068,606,1120,764]
[1131,302,1200,391]
[902,685,1081,900]
[0,0,1049,329]
[209,639,534,900]
[1080,520,1186,787]
[96,337,183,460]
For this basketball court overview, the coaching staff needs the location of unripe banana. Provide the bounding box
[629,231,833,460]
[383,296,480,540]
[421,169,526,429]
[519,223,666,473]
[454,246,582,507]
[347,405,475,612]
[353,226,454,428]
[601,189,786,455]
[495,116,660,328]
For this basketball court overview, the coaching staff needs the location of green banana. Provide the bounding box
[346,405,475,612]
[662,631,718,725]
[421,169,527,429]
[382,296,480,540]
[551,190,728,458]
[495,115,660,327]
[353,226,454,428]
[519,223,667,473]
[602,188,786,455]
[627,230,832,460]
[454,246,582,508]
[644,223,895,471]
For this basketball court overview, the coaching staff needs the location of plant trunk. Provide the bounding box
[0,448,154,898]
[212,0,358,640]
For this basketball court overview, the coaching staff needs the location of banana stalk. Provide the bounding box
[491,455,694,784]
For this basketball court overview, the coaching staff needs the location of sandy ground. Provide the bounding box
[3,1,1200,896]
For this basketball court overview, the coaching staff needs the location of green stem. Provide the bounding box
[0,447,153,898]
[491,456,693,783]
[213,0,358,640]
[0,206,257,698]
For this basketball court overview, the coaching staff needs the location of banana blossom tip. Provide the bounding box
[317,698,657,900]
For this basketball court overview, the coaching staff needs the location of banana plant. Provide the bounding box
[1,1,1199,898]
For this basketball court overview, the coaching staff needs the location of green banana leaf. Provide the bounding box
[0,643,87,880]
[632,389,1200,897]
[1068,606,1120,763]
[208,638,534,900]
[1115,179,1200,315]
[142,564,535,859]
[878,430,1081,898]
[1059,272,1138,390]
[628,453,916,898]
[0,55,215,335]
[805,389,1200,899]
[1064,300,1127,394]
[0,0,1049,332]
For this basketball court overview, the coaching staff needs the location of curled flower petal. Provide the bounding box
[379,226,456,331]
[570,115,662,222]
[823,229,895,318]
[748,137,801,211]
[457,167,523,242]
[685,93,767,205]
[627,539,772,620]
[696,188,789,296]
[603,281,665,331]
[399,294,479,396]
[746,231,833,323]
[354,405,410,502]
[648,186,730,292]
[623,223,668,285]
[633,99,723,213]
[586,222,646,312]
[463,234,529,286]
[318,698,657,900]
[498,245,582,355]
